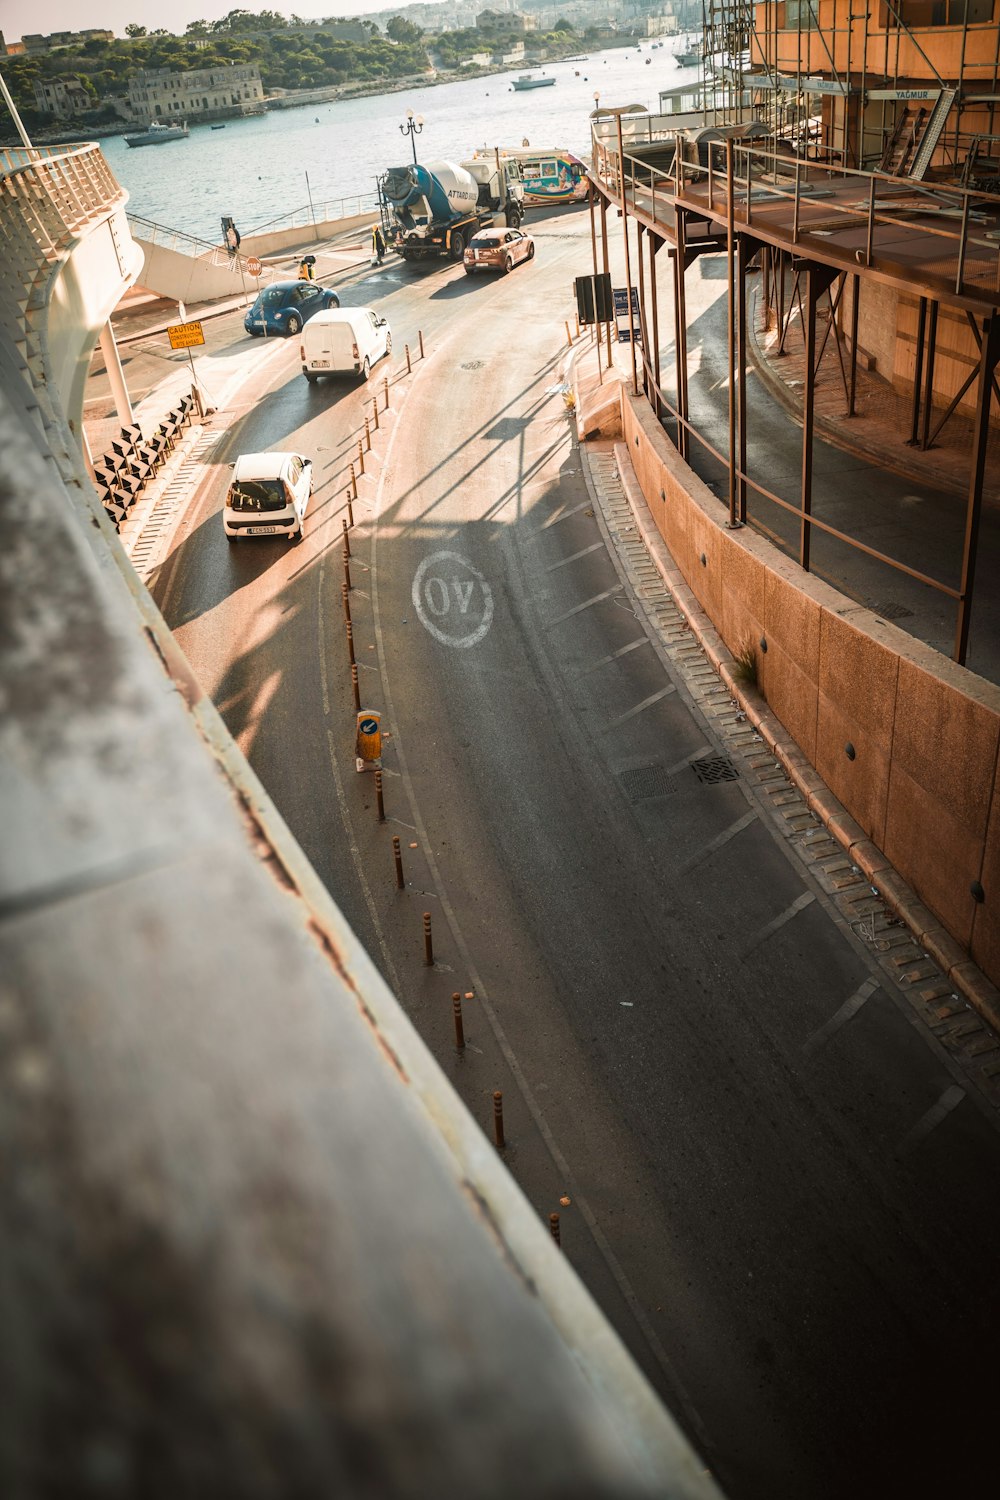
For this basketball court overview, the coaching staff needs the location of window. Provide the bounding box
[783,0,819,26]
[886,0,992,22]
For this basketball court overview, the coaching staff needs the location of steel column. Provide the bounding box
[649,229,662,420]
[920,298,939,450]
[954,313,1000,665]
[800,266,821,572]
[599,192,612,368]
[848,273,860,418]
[737,234,749,524]
[636,221,648,397]
[675,209,690,461]
[588,179,602,380]
[616,110,639,397]
[908,296,927,446]
[726,142,737,525]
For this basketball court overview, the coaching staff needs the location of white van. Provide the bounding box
[300,308,392,383]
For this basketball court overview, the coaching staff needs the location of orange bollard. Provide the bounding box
[383,376,390,410]
[375,769,385,822]
[422,911,433,966]
[549,1212,561,1248]
[342,517,351,555]
[351,664,360,711]
[392,836,404,889]
[342,582,351,623]
[405,344,412,375]
[372,396,379,431]
[452,992,465,1049]
[418,328,424,360]
[364,415,371,452]
[346,619,355,666]
[343,548,352,591]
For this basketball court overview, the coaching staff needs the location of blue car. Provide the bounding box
[245,280,340,337]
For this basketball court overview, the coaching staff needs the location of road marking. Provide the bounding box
[545,584,623,628]
[678,809,757,875]
[535,499,594,531]
[600,683,676,731]
[741,891,815,959]
[802,977,879,1058]
[545,541,605,572]
[897,1084,966,1157]
[411,550,494,649]
[572,636,651,677]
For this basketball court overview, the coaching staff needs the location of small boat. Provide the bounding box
[674,49,701,67]
[124,120,189,148]
[512,74,556,91]
[211,124,225,130]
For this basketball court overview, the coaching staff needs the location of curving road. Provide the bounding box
[152,208,1000,1500]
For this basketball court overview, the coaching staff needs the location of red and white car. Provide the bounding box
[464,227,536,276]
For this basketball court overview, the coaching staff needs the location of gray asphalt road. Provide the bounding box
[151,209,1000,1500]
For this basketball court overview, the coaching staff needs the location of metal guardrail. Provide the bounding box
[592,126,1000,303]
[244,194,379,236]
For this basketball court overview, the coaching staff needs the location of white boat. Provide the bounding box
[124,121,189,148]
[512,74,556,92]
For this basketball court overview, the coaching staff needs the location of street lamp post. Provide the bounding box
[400,108,424,164]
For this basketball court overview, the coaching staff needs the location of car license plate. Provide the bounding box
[315,359,330,367]
[247,525,279,534]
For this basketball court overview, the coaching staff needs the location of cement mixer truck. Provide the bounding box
[379,155,524,262]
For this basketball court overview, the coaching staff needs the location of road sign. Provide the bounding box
[246,256,263,277]
[355,710,382,771]
[613,287,642,346]
[167,320,205,350]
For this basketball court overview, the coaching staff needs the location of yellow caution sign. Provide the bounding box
[355,710,382,772]
[167,320,206,350]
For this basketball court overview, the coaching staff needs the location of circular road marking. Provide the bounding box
[412,550,494,649]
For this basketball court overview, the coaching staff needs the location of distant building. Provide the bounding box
[128,63,265,123]
[21,30,114,52]
[476,9,538,33]
[32,76,93,118]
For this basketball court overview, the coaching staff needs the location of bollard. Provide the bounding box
[346,619,355,666]
[342,582,351,623]
[372,396,379,431]
[565,319,572,347]
[493,1090,505,1149]
[392,836,404,890]
[383,376,390,411]
[549,1212,561,1248]
[575,316,580,339]
[364,415,371,452]
[342,517,351,556]
[351,664,360,711]
[343,548,352,592]
[349,464,358,502]
[422,911,434,966]
[418,328,424,360]
[375,769,385,822]
[405,344,412,375]
[452,992,465,1050]
[347,489,355,526]
[357,439,365,476]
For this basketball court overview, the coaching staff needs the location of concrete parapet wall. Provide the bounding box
[618,389,1000,989]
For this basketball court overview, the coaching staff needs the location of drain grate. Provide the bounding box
[868,599,913,621]
[691,755,739,785]
[619,765,677,803]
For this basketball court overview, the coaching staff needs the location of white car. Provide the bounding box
[223,451,313,542]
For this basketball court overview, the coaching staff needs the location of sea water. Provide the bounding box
[99,43,691,240]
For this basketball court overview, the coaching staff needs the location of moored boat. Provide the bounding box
[124,120,189,148]
[511,74,555,91]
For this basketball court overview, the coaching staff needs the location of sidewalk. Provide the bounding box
[747,281,1000,505]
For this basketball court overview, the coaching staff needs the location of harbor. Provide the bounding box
[98,43,678,240]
